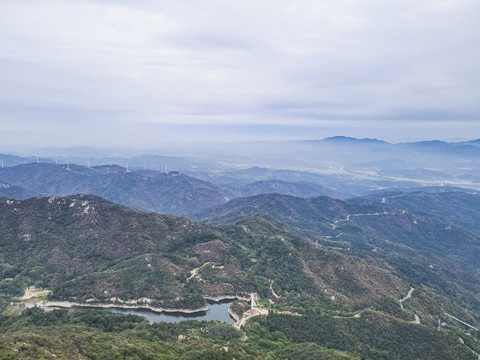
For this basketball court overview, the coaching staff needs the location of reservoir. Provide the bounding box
[107,300,235,324]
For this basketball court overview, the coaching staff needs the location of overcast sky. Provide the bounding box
[1,0,479,148]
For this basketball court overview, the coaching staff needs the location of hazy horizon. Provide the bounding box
[1,135,480,156]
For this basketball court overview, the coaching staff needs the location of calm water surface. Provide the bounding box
[107,300,235,324]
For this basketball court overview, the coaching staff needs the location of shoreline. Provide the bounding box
[21,292,294,329]
[204,295,251,302]
[38,300,210,314]
[21,291,269,328]
[35,295,248,316]
[23,295,284,330]
[227,306,241,328]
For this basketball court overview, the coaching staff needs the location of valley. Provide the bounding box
[1,141,480,359]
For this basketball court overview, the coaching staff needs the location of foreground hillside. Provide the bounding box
[0,195,409,311]
[1,307,477,360]
[1,195,479,359]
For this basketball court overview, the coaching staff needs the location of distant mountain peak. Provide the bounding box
[322,136,388,144]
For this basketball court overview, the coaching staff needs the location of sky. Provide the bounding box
[0,0,479,148]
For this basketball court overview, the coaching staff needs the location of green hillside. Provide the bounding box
[1,195,479,359]
[195,193,480,316]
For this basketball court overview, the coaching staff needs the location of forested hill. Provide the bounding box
[363,190,480,230]
[194,193,382,232]
[0,163,229,215]
[195,193,480,315]
[0,195,412,311]
[223,179,340,198]
[0,181,32,199]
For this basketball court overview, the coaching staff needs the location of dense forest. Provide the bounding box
[1,307,478,359]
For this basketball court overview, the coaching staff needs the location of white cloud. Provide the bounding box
[0,0,479,145]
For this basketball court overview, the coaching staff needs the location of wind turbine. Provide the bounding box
[36,156,39,164]
[143,160,146,171]
[0,160,3,169]
[125,162,131,173]
[109,154,120,166]
[165,162,168,174]
[87,159,91,168]
[66,160,70,171]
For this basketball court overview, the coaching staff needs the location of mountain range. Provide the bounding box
[0,163,229,215]
[0,163,342,215]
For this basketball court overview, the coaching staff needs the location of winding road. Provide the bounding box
[399,287,415,309]
[399,287,421,324]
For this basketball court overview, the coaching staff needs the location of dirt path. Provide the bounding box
[187,262,212,281]
[17,288,51,301]
[331,211,403,229]
[333,312,362,319]
[269,280,280,299]
[235,308,269,329]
